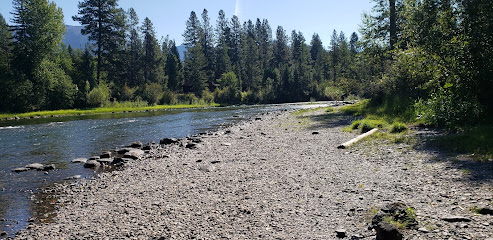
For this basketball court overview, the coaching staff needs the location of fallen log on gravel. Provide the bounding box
[338,128,379,149]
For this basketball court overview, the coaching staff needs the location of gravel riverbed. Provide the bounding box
[14,109,493,239]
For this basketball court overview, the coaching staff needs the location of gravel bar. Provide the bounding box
[15,109,493,239]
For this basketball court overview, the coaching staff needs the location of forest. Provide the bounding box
[0,0,492,129]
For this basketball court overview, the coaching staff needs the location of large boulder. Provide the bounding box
[371,202,417,240]
[100,152,112,159]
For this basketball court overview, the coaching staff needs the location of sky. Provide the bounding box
[0,0,375,48]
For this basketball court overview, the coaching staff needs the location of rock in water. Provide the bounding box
[42,164,55,171]
[13,167,30,173]
[123,149,145,160]
[72,158,87,163]
[100,152,112,159]
[129,141,143,149]
[25,163,45,170]
[160,138,179,145]
[84,160,100,168]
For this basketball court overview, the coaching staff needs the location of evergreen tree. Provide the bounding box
[241,20,261,92]
[215,10,232,80]
[126,8,144,87]
[183,11,207,95]
[200,9,215,89]
[142,17,165,86]
[166,40,184,92]
[73,0,121,82]
[273,26,290,67]
[229,15,242,76]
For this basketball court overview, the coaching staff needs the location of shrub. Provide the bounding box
[141,83,164,105]
[177,93,198,104]
[160,90,178,105]
[390,122,408,133]
[351,118,386,133]
[86,85,110,107]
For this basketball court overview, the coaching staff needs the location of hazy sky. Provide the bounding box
[0,0,375,47]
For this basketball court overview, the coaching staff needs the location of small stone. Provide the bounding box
[255,117,262,121]
[25,163,44,170]
[221,142,232,146]
[13,167,30,173]
[479,207,493,215]
[83,160,100,169]
[335,228,346,238]
[72,158,87,163]
[210,160,221,164]
[89,156,100,160]
[97,158,113,164]
[418,227,429,233]
[129,141,142,149]
[459,223,468,228]
[64,175,81,180]
[123,149,145,160]
[312,131,320,135]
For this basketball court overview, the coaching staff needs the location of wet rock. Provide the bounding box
[72,158,87,163]
[116,148,132,154]
[374,221,403,240]
[186,143,198,149]
[100,152,112,159]
[64,175,82,180]
[189,137,202,143]
[335,228,346,238]
[42,164,56,171]
[129,141,143,149]
[142,145,153,151]
[89,156,100,161]
[25,163,45,170]
[160,138,179,145]
[124,149,145,160]
[83,160,100,168]
[97,158,113,164]
[13,167,30,173]
[255,117,262,121]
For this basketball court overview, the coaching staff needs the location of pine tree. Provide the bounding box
[200,9,215,89]
[142,17,165,86]
[215,10,232,80]
[310,33,323,63]
[126,8,144,87]
[273,26,290,67]
[73,0,121,82]
[166,40,184,92]
[183,11,207,95]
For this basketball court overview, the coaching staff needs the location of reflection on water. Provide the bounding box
[0,102,334,237]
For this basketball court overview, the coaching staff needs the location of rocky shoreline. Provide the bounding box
[13,108,493,239]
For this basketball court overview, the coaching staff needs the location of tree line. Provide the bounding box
[0,0,492,128]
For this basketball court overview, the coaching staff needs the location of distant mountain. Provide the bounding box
[62,25,186,62]
[176,44,186,62]
[63,25,89,49]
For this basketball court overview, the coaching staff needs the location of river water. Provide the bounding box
[0,102,333,236]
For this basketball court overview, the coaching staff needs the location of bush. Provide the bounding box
[201,90,214,104]
[86,84,110,107]
[177,93,198,104]
[351,118,386,133]
[141,83,164,105]
[390,122,408,133]
[160,90,178,105]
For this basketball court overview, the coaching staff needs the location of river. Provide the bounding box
[0,102,334,237]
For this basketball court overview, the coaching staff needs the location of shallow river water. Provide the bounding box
[0,102,333,236]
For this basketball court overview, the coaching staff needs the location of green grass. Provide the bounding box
[431,123,493,160]
[0,103,220,119]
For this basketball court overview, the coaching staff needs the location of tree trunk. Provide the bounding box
[389,0,397,50]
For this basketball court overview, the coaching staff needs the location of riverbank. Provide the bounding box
[14,108,493,239]
[0,103,220,121]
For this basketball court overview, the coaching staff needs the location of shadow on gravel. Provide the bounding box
[412,129,493,183]
[298,112,356,131]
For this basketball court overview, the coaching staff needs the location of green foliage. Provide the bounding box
[350,119,386,133]
[215,72,241,104]
[140,82,164,105]
[160,90,178,105]
[86,84,110,107]
[102,99,148,108]
[390,122,408,133]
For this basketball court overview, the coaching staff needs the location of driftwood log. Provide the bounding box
[337,128,379,149]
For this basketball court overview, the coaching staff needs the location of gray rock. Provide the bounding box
[123,149,145,160]
[72,158,87,163]
[97,158,113,164]
[25,163,44,170]
[418,227,429,233]
[89,156,100,160]
[13,167,30,173]
[84,160,100,168]
[64,175,82,180]
[221,142,232,146]
[375,221,403,240]
[129,141,142,149]
[335,228,346,238]
[186,143,198,149]
[442,216,472,222]
[116,148,132,154]
[199,165,215,172]
[160,138,179,145]
[100,152,112,159]
[42,164,55,171]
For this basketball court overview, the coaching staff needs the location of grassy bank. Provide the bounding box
[337,100,493,160]
[0,103,220,120]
